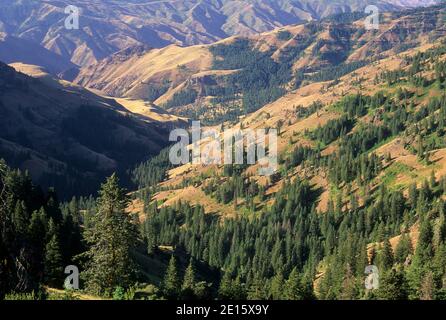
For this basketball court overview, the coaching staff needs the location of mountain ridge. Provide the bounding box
[0,61,181,197]
[0,0,439,68]
[73,4,446,125]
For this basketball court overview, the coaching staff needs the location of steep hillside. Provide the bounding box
[75,4,446,125]
[0,0,438,67]
[136,37,446,217]
[0,62,175,197]
[0,35,76,75]
[127,4,446,300]
[3,2,446,302]
[73,44,213,100]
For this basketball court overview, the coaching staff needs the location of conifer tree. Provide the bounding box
[44,232,63,288]
[163,255,180,299]
[12,201,28,235]
[378,239,394,271]
[247,273,267,300]
[340,264,358,300]
[433,243,446,280]
[284,267,302,300]
[145,220,157,255]
[231,276,246,300]
[395,233,413,264]
[377,269,408,300]
[420,271,435,300]
[269,270,285,300]
[82,174,138,296]
[407,218,434,298]
[28,208,48,283]
[181,259,196,299]
[218,272,233,299]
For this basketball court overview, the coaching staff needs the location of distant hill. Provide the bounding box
[74,4,446,124]
[0,0,439,67]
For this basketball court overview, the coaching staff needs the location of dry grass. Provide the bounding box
[75,44,213,100]
[115,97,186,123]
[154,186,236,217]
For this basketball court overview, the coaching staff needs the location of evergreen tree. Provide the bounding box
[247,274,267,300]
[12,201,28,235]
[394,233,413,264]
[230,276,246,300]
[82,174,138,296]
[218,272,233,300]
[378,239,394,271]
[420,271,435,300]
[163,255,180,299]
[145,220,157,255]
[44,230,63,288]
[407,218,434,298]
[181,259,196,299]
[433,243,446,281]
[284,268,302,300]
[377,269,408,300]
[269,270,285,300]
[340,264,358,300]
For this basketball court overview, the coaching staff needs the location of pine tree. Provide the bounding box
[377,269,408,300]
[181,259,196,299]
[269,270,285,300]
[28,209,48,249]
[218,272,233,299]
[82,174,138,296]
[378,239,394,271]
[44,232,63,288]
[163,255,180,299]
[12,201,28,235]
[28,208,48,283]
[247,273,267,300]
[340,264,358,300]
[59,210,83,266]
[433,243,446,280]
[284,267,302,300]
[394,233,413,264]
[230,276,246,300]
[407,218,434,298]
[420,271,435,300]
[145,220,157,255]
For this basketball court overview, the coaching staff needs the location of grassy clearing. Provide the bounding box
[380,162,415,191]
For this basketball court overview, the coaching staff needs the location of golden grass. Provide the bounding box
[75,44,213,100]
[115,97,186,123]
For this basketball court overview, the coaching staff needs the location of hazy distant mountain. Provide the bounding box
[0,0,439,68]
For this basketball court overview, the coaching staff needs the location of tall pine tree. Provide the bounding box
[82,174,138,296]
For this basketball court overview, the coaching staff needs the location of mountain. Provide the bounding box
[74,4,446,124]
[73,43,214,101]
[0,35,76,75]
[125,3,446,299]
[0,0,439,68]
[0,61,181,197]
[4,1,446,302]
[134,3,446,215]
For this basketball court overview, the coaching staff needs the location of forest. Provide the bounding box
[3,4,446,302]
